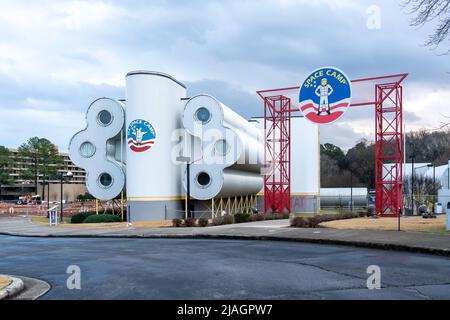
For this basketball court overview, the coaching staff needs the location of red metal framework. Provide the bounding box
[257,73,408,216]
[260,95,291,213]
[374,83,404,217]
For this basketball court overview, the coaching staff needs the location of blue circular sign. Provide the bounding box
[127,119,156,153]
[299,67,352,124]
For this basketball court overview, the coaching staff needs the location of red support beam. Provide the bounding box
[264,95,291,213]
[375,83,403,217]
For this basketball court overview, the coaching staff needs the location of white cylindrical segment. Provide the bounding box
[182,94,264,200]
[125,71,187,220]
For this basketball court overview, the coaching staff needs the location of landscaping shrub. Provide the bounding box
[222,214,235,225]
[71,212,96,224]
[83,214,122,223]
[250,214,265,222]
[198,218,209,227]
[262,213,289,220]
[184,218,197,227]
[255,213,266,221]
[172,218,183,228]
[291,217,309,228]
[213,214,235,226]
[234,213,251,223]
[307,216,321,228]
[291,212,362,228]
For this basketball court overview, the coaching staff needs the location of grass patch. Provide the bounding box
[31,217,71,224]
[321,215,448,234]
[32,216,172,228]
[292,209,357,218]
[0,276,12,290]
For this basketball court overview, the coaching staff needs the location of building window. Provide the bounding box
[214,139,230,156]
[97,110,113,126]
[196,172,211,188]
[98,173,113,189]
[79,142,96,158]
[195,107,211,124]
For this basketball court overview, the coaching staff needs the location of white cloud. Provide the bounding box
[405,83,450,131]
[0,107,84,150]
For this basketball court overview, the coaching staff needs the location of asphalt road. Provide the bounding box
[1,235,449,300]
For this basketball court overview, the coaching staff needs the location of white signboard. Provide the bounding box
[49,209,58,226]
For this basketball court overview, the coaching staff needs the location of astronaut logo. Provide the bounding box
[299,67,352,125]
[127,119,156,152]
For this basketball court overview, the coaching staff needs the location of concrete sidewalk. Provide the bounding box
[0,215,449,256]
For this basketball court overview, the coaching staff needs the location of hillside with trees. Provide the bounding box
[321,129,450,188]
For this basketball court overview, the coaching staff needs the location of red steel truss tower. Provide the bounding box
[260,94,291,213]
[374,81,404,217]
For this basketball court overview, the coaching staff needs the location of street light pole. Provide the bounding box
[433,164,436,214]
[177,156,192,219]
[60,171,73,223]
[427,163,436,214]
[187,162,191,219]
[350,170,353,212]
[410,154,415,215]
[47,181,50,211]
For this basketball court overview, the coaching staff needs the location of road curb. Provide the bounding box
[0,276,25,300]
[1,230,449,257]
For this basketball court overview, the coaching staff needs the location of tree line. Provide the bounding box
[0,137,63,199]
[321,129,450,189]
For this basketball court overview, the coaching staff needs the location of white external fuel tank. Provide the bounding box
[182,95,265,200]
[125,71,187,221]
[291,116,320,196]
[290,116,320,213]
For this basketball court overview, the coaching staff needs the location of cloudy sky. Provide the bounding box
[0,0,448,151]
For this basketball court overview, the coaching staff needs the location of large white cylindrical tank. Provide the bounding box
[182,94,265,200]
[291,116,320,196]
[126,71,187,221]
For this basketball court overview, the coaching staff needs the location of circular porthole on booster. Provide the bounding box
[195,107,211,124]
[196,172,211,187]
[214,139,230,156]
[79,141,96,158]
[97,110,113,126]
[98,173,113,188]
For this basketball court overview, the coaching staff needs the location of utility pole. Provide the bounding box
[350,170,353,212]
[433,164,436,214]
[187,162,191,219]
[177,156,192,219]
[411,154,415,215]
[427,163,436,213]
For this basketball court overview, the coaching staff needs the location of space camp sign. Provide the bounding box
[127,119,156,153]
[299,67,352,125]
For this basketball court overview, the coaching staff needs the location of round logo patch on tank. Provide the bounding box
[127,119,156,152]
[299,67,352,125]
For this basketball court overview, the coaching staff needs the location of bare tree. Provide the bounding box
[403,172,441,213]
[437,113,450,131]
[404,0,450,53]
